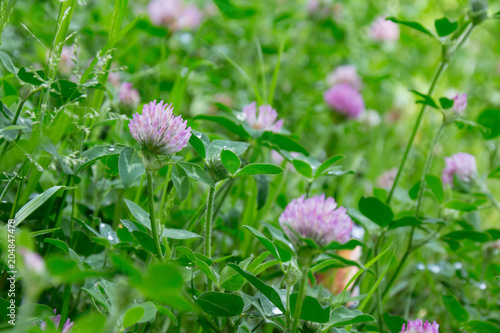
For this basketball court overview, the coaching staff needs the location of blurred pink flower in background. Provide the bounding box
[377,168,398,190]
[442,152,477,186]
[324,83,365,118]
[307,0,320,14]
[271,151,300,172]
[108,71,121,88]
[213,93,234,108]
[452,93,468,114]
[326,65,362,90]
[370,16,400,42]
[148,0,181,27]
[148,0,202,31]
[119,83,140,109]
[242,102,283,132]
[271,150,285,165]
[40,309,74,333]
[19,248,45,274]
[58,45,74,75]
[399,319,439,333]
[176,4,203,30]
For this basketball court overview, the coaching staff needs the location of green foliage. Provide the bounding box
[358,196,394,227]
[196,292,244,317]
[1,0,499,332]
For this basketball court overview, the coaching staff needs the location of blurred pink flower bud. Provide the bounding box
[108,71,121,88]
[324,83,365,119]
[148,0,203,31]
[176,4,203,30]
[370,16,400,42]
[119,83,140,108]
[377,168,398,190]
[452,93,467,114]
[148,0,182,27]
[307,0,320,14]
[19,248,45,274]
[58,45,75,75]
[326,65,362,90]
[442,153,477,186]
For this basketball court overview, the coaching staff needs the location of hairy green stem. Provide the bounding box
[291,257,311,333]
[204,187,216,257]
[284,262,295,330]
[383,121,446,298]
[386,61,447,203]
[373,233,384,332]
[415,121,446,215]
[147,171,164,262]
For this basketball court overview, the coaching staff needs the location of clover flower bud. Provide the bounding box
[452,93,467,114]
[370,16,400,42]
[469,0,488,25]
[326,65,362,90]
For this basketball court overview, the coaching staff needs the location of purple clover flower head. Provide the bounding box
[370,16,400,42]
[119,83,140,108]
[242,102,284,132]
[324,83,365,119]
[326,65,362,90]
[400,319,439,333]
[442,153,477,186]
[452,93,467,114]
[40,309,74,333]
[128,100,191,155]
[279,194,353,247]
